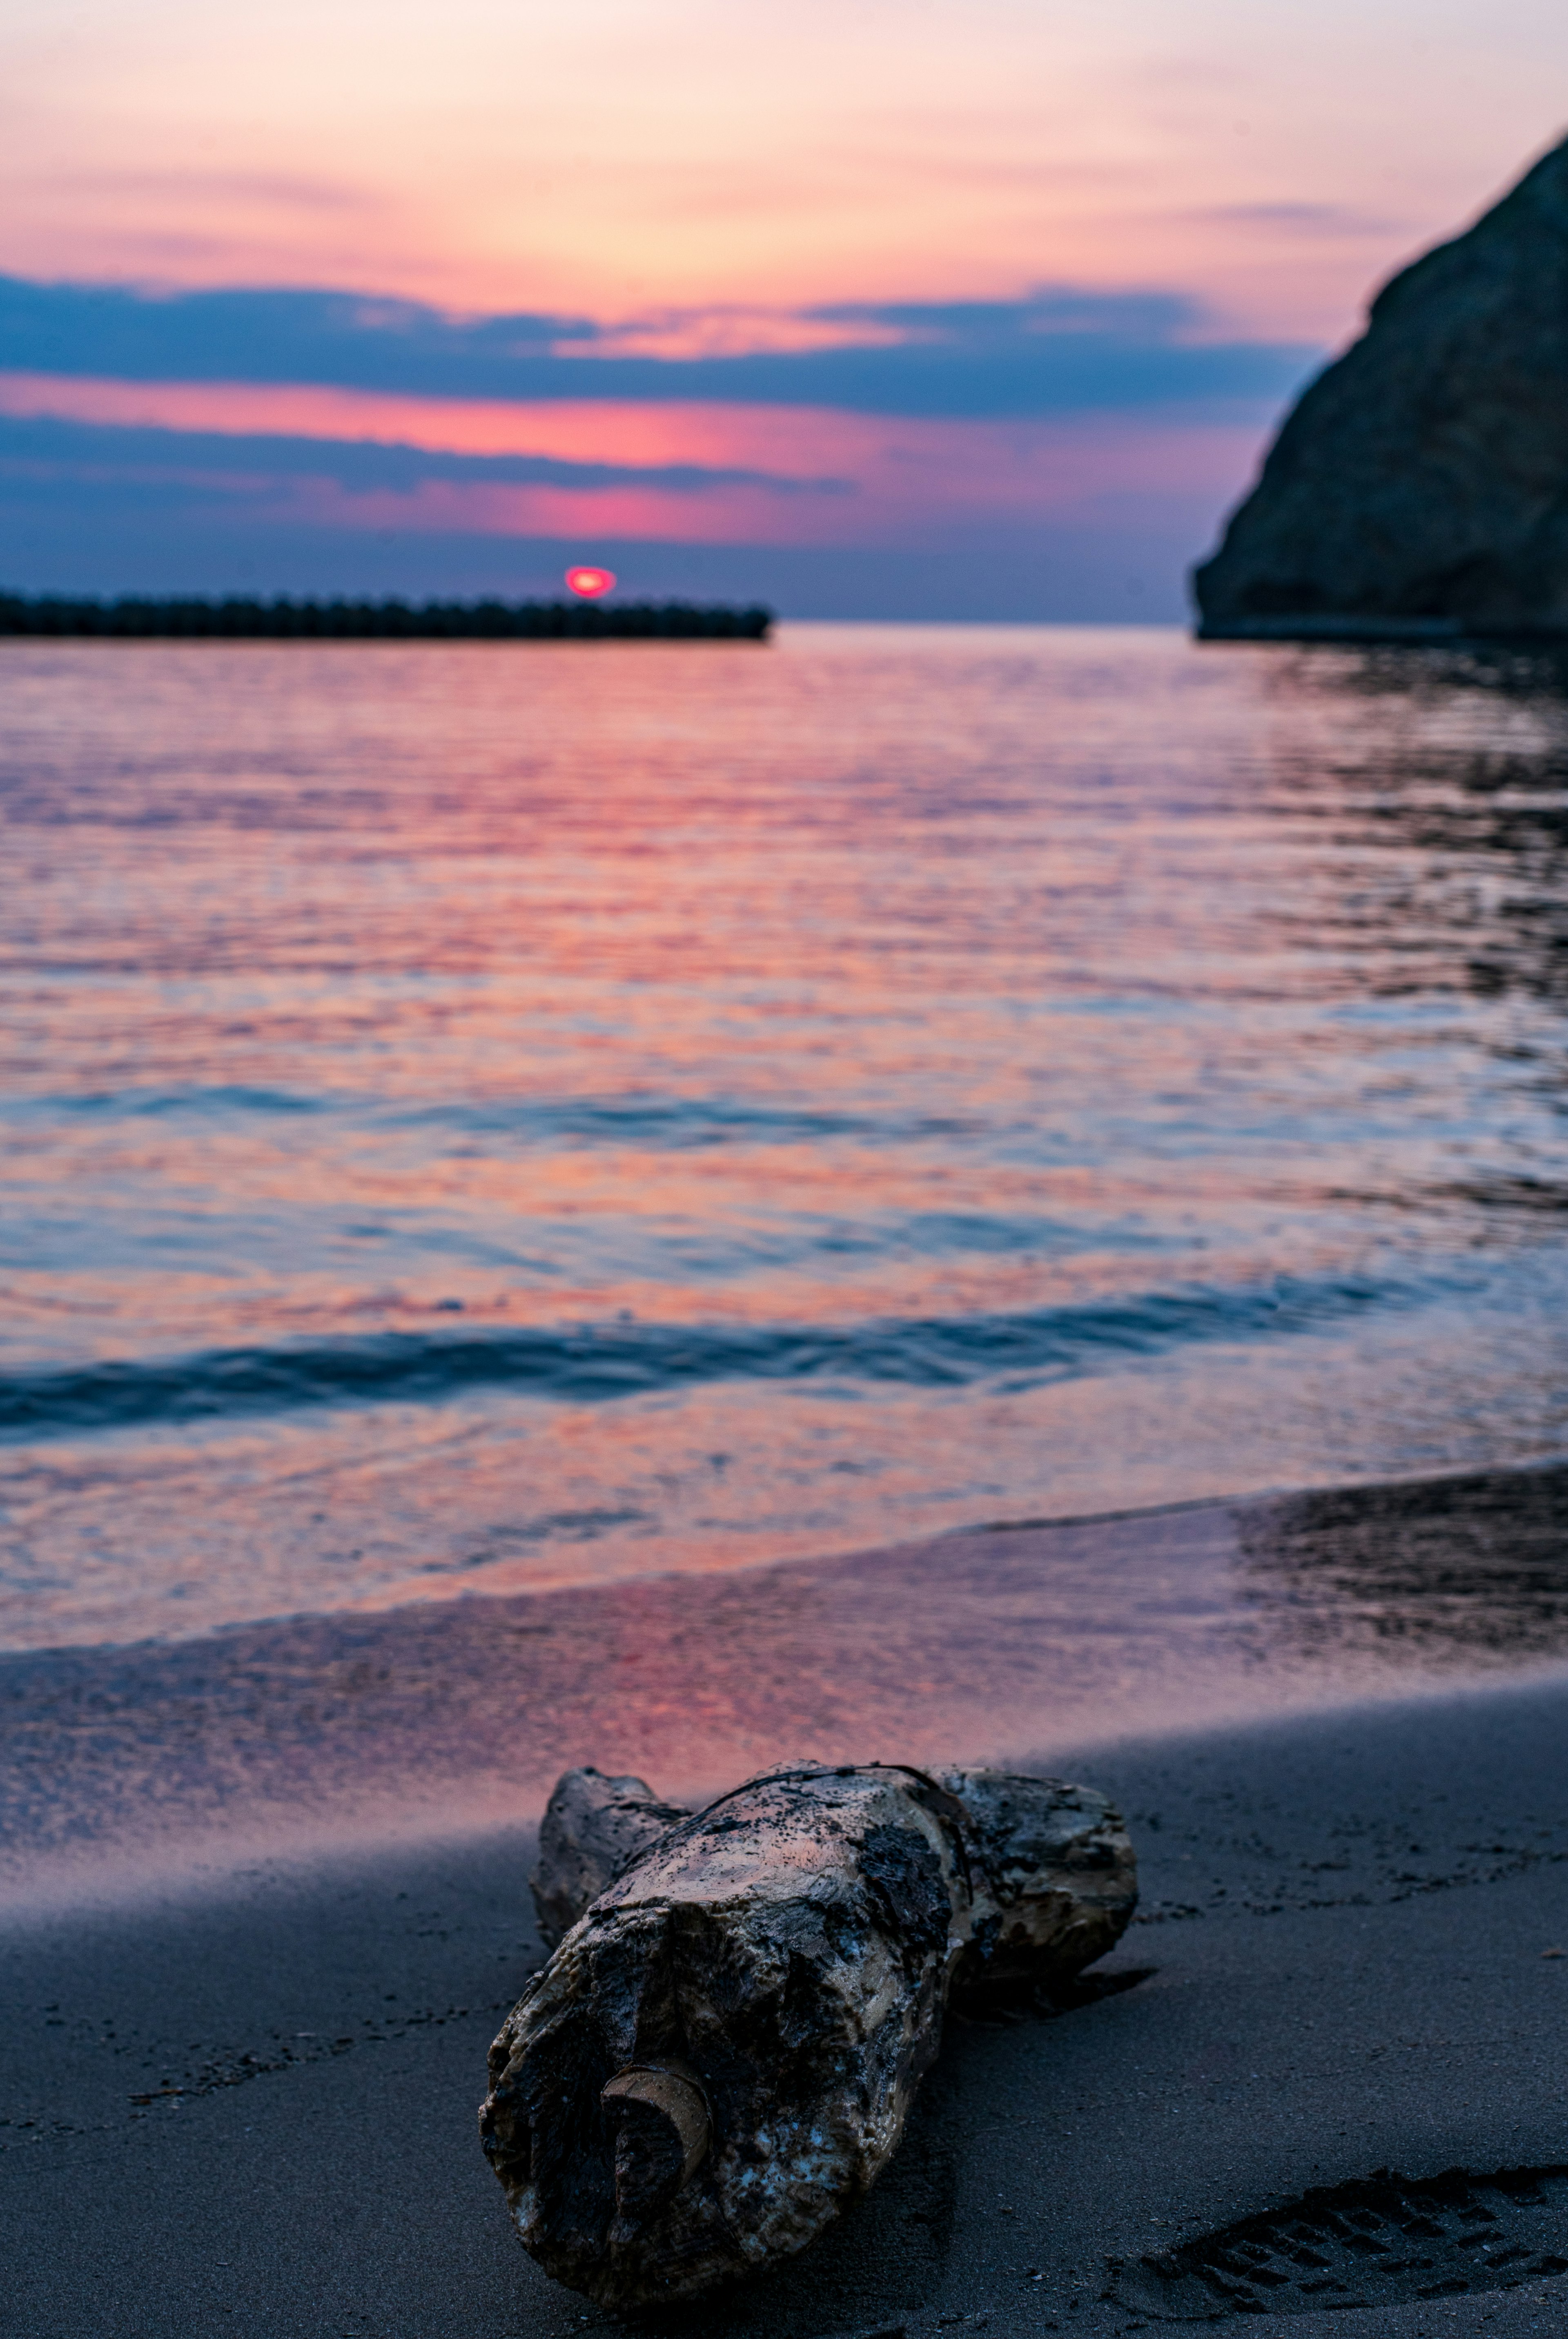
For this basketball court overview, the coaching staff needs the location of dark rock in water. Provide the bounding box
[481,1761,1135,2310]
[1195,136,1568,641]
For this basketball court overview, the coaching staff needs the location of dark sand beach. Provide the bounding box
[6,1465,1568,2338]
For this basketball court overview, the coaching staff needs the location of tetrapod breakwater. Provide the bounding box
[0,592,774,640]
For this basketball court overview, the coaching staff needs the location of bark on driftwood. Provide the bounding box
[480,1761,1135,2311]
[529,1768,688,1953]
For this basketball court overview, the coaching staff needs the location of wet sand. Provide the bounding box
[6,1459,1568,1904]
[5,1464,1568,2335]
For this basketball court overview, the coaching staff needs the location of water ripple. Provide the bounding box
[0,1270,1438,1441]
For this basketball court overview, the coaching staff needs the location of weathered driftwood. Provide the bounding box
[480,1761,1135,2311]
[529,1768,688,1953]
[936,1765,1134,1996]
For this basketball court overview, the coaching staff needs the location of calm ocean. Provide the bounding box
[5,624,1568,1656]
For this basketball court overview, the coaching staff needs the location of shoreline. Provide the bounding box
[6,1454,1568,1911]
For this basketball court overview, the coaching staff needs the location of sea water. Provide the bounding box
[5,624,1568,1655]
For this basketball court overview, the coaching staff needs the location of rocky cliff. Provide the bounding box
[1194,135,1568,640]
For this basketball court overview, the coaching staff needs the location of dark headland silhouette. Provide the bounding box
[1195,132,1568,642]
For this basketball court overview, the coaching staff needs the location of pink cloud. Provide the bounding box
[0,370,1269,547]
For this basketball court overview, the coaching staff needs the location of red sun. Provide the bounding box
[565,565,616,599]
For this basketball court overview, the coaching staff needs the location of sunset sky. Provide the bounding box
[5,0,1567,615]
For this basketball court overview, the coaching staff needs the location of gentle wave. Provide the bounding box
[0,1271,1427,1440]
[9,1084,975,1151]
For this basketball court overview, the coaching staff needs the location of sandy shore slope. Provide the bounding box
[6,1670,1568,2337]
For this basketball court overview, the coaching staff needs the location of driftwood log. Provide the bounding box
[479,1761,1135,2310]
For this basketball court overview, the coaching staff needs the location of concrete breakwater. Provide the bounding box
[0,591,773,640]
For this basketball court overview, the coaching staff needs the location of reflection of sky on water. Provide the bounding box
[1,626,1566,1651]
